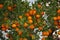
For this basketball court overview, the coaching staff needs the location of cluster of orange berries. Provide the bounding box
[0,4,16,11]
[0,4,44,39]
[23,9,52,40]
[53,9,60,28]
[0,3,52,40]
[25,9,40,29]
[41,29,52,40]
[18,9,46,40]
[11,21,23,36]
[42,29,52,36]
[1,24,9,31]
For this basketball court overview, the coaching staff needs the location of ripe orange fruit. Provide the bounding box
[8,6,12,11]
[18,31,23,36]
[28,16,32,20]
[38,4,41,8]
[58,31,60,35]
[15,28,19,32]
[57,9,60,14]
[59,22,60,25]
[29,10,33,15]
[42,37,46,40]
[23,38,28,40]
[28,20,33,24]
[1,24,9,30]
[24,23,28,28]
[33,9,36,15]
[13,4,16,8]
[14,21,20,26]
[57,16,60,20]
[38,26,43,30]
[29,9,36,15]
[36,14,40,19]
[5,24,9,29]
[48,29,52,34]
[12,24,16,28]
[53,17,57,20]
[0,4,3,9]
[15,23,20,26]
[57,26,60,28]
[19,38,23,40]
[54,21,58,25]
[4,17,8,21]
[19,16,22,19]
[25,12,30,17]
[42,31,49,36]
[29,25,34,30]
[1,27,6,31]
[34,23,37,26]
[41,12,44,15]
[1,24,5,28]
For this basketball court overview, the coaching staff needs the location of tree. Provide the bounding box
[0,0,60,40]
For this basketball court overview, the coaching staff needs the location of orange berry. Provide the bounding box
[15,28,19,32]
[1,24,5,28]
[29,25,34,30]
[59,22,60,25]
[38,27,43,30]
[54,21,58,25]
[16,23,20,26]
[25,12,30,17]
[58,31,60,35]
[13,4,16,8]
[48,29,52,34]
[41,12,44,15]
[1,27,6,31]
[53,17,57,20]
[19,16,22,19]
[57,9,60,14]
[8,6,12,11]
[36,14,40,19]
[29,9,36,15]
[5,24,9,29]
[24,23,28,28]
[38,4,42,8]
[0,4,3,9]
[57,26,60,28]
[1,24,9,30]
[29,10,33,15]
[33,9,36,15]
[42,37,46,40]
[57,16,60,20]
[28,20,33,24]
[42,31,49,36]
[12,24,16,28]
[28,16,32,20]
[18,31,23,36]
[14,21,20,26]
